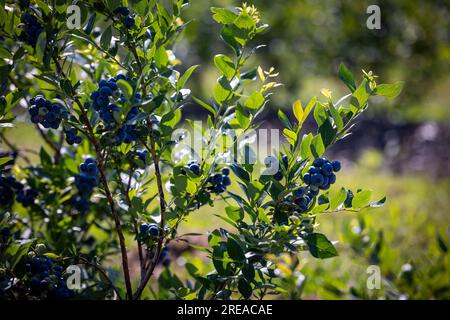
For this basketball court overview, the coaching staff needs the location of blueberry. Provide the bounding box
[311,173,324,186]
[86,163,97,175]
[331,160,341,172]
[222,168,230,176]
[188,164,200,175]
[148,224,159,237]
[124,16,135,28]
[212,174,223,184]
[313,158,325,167]
[321,163,333,175]
[295,197,307,207]
[273,171,283,181]
[308,166,320,174]
[74,136,82,144]
[282,155,289,168]
[222,175,231,186]
[139,223,150,233]
[117,7,130,15]
[303,173,311,184]
[329,173,336,184]
[293,187,306,197]
[99,86,113,97]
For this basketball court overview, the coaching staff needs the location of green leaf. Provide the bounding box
[230,163,250,182]
[352,190,372,208]
[11,241,33,269]
[100,25,112,50]
[310,135,325,158]
[350,79,371,110]
[154,46,169,69]
[0,157,13,167]
[437,233,448,254]
[277,109,292,130]
[300,133,313,160]
[330,188,347,210]
[369,196,386,208]
[328,103,344,131]
[214,54,235,79]
[220,26,242,55]
[236,104,250,128]
[192,96,216,116]
[173,175,187,193]
[39,147,52,166]
[237,278,252,299]
[225,206,244,221]
[208,230,222,248]
[116,79,133,101]
[214,76,233,104]
[227,237,245,262]
[130,0,149,16]
[211,7,238,24]
[283,128,297,145]
[292,100,303,124]
[374,82,404,98]
[35,31,47,61]
[318,119,335,147]
[338,63,356,92]
[305,233,338,259]
[177,65,199,90]
[245,91,264,110]
[242,263,255,282]
[313,102,328,127]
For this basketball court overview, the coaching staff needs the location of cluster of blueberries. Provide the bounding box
[64,126,82,145]
[139,222,159,238]
[29,95,68,130]
[207,167,231,194]
[180,160,232,193]
[303,158,341,190]
[90,76,141,144]
[288,158,341,212]
[0,175,37,208]
[72,158,98,213]
[20,13,43,46]
[116,7,135,28]
[27,256,74,299]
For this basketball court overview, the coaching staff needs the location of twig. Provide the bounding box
[53,56,134,300]
[0,132,32,164]
[133,133,166,300]
[78,256,122,300]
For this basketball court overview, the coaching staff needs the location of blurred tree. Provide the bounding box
[180,0,450,121]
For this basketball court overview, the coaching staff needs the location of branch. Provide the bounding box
[78,256,122,300]
[52,56,134,300]
[133,133,166,300]
[0,132,32,165]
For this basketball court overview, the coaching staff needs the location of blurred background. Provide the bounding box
[2,0,449,299]
[172,0,450,299]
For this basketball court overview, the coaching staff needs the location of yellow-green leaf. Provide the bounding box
[292,100,303,124]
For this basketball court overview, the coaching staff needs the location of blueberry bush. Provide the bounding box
[0,1,401,300]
